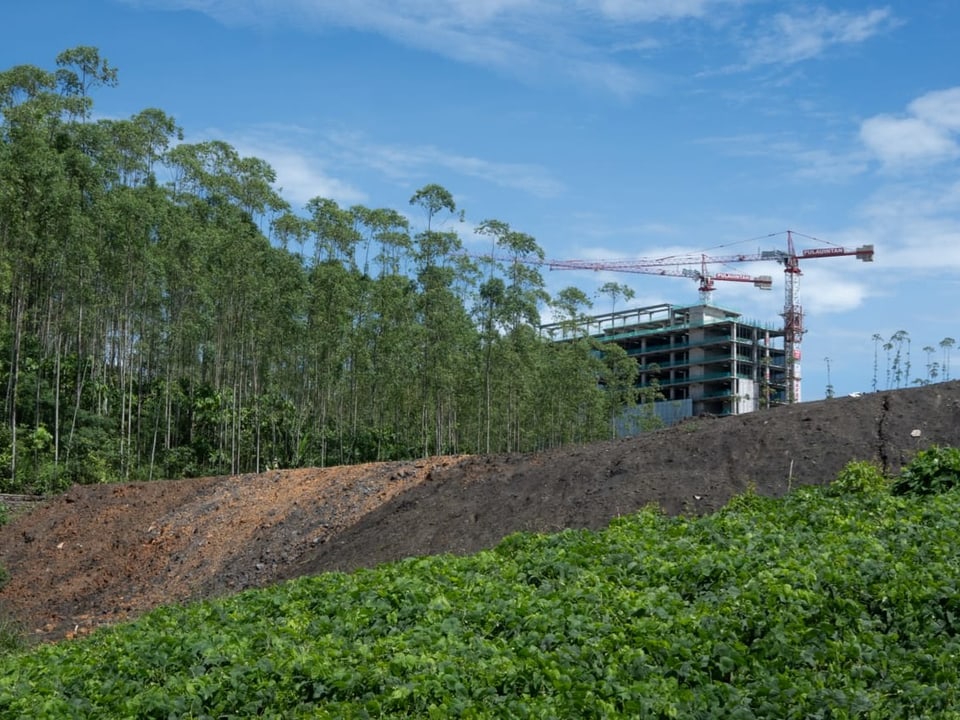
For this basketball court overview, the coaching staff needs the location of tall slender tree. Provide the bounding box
[941,337,956,381]
[871,333,883,392]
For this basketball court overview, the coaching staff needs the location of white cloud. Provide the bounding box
[796,265,870,315]
[125,0,847,95]
[694,132,870,183]
[909,87,960,132]
[860,87,960,168]
[257,148,368,208]
[584,0,727,22]
[792,148,870,182]
[745,7,895,67]
[222,127,367,207]
[858,183,960,270]
[217,122,563,209]
[860,116,958,167]
[330,131,565,198]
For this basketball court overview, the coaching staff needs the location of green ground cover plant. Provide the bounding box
[2,454,960,718]
[891,445,960,496]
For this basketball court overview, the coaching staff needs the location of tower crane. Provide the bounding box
[689,231,875,403]
[477,230,873,404]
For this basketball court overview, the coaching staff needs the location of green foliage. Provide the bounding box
[5,467,960,717]
[829,459,889,495]
[0,504,7,527]
[0,49,642,490]
[892,445,960,496]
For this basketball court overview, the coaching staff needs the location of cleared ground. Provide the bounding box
[2,382,959,643]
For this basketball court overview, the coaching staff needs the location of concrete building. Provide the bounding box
[541,302,788,420]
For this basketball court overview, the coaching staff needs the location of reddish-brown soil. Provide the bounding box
[2,382,960,643]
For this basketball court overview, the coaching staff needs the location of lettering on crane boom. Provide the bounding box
[714,272,751,281]
[802,247,847,257]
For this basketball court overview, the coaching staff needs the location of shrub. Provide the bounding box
[829,460,888,495]
[892,445,960,496]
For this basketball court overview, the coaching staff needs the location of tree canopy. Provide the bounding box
[0,48,649,492]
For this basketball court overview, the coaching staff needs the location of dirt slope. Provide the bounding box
[2,382,960,643]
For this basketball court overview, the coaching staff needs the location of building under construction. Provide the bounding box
[541,302,788,421]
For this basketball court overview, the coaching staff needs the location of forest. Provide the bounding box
[0,47,649,493]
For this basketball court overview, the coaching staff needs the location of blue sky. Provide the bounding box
[5,1,960,399]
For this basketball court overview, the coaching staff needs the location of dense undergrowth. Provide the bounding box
[3,449,960,718]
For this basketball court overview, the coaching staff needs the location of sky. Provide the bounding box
[5,0,960,400]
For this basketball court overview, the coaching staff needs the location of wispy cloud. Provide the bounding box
[127,0,878,96]
[329,130,565,198]
[797,264,871,315]
[218,124,563,208]
[217,126,367,207]
[857,180,960,270]
[582,0,731,23]
[741,6,896,68]
[694,132,869,183]
[860,87,960,168]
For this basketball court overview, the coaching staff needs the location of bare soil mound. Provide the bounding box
[3,382,960,643]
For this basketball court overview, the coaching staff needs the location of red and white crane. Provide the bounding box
[472,250,774,303]
[687,231,875,403]
[542,253,773,304]
[478,230,874,404]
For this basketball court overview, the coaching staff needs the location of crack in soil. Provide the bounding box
[877,394,891,474]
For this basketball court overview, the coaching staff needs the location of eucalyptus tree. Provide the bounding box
[552,287,594,337]
[942,337,956,381]
[537,287,608,446]
[163,140,289,474]
[0,48,118,487]
[244,242,307,471]
[597,341,639,437]
[0,59,67,485]
[474,274,505,452]
[364,208,419,458]
[272,211,311,259]
[408,184,471,455]
[82,110,182,481]
[473,219,549,451]
[474,219,512,451]
[352,205,418,452]
[890,330,909,389]
[301,199,369,463]
[597,281,635,316]
[871,333,883,392]
[54,45,117,110]
[922,346,936,385]
[883,338,893,390]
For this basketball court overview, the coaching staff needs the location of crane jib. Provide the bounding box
[802,247,849,257]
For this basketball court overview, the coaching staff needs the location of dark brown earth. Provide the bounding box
[3,382,960,643]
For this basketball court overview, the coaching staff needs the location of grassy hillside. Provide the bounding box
[3,452,960,718]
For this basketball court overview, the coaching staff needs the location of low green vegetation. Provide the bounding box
[3,451,960,717]
[891,445,960,497]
